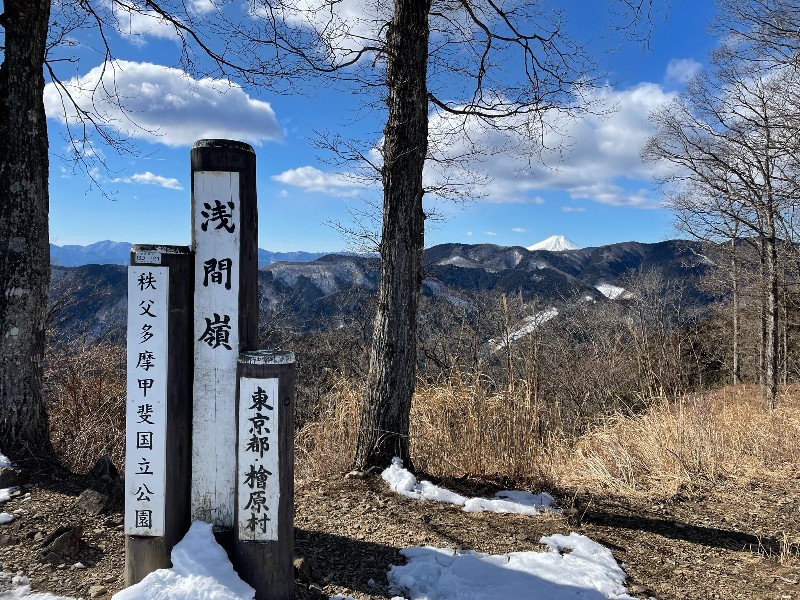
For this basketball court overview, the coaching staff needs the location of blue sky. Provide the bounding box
[43,0,719,252]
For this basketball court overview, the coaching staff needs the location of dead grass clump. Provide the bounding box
[44,339,126,473]
[560,385,800,496]
[780,532,800,567]
[295,372,567,487]
[411,373,564,486]
[294,376,361,479]
[295,375,800,500]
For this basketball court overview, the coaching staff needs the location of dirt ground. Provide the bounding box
[0,463,798,599]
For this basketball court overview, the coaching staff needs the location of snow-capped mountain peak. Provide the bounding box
[526,235,580,252]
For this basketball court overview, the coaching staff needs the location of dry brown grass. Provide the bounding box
[780,531,800,567]
[559,384,800,497]
[297,376,800,502]
[410,373,566,485]
[295,376,362,478]
[295,372,568,486]
[44,340,126,473]
[46,333,796,503]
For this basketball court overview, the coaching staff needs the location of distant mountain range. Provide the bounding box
[50,235,582,267]
[48,238,713,343]
[50,241,328,268]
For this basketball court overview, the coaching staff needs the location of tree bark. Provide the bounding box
[353,0,430,470]
[0,0,52,456]
[764,228,779,409]
[730,238,740,386]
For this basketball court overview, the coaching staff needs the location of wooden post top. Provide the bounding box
[131,245,192,255]
[238,350,295,366]
[192,139,255,154]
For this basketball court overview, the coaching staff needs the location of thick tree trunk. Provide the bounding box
[0,0,52,456]
[353,0,430,470]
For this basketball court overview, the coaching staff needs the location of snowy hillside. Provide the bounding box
[526,235,580,252]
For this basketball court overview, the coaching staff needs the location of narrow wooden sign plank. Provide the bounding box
[191,171,241,528]
[237,377,280,542]
[125,265,169,536]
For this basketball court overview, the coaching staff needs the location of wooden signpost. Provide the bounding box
[125,245,193,585]
[190,139,258,540]
[124,141,295,598]
[235,351,295,600]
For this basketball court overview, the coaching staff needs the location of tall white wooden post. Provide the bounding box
[190,140,259,543]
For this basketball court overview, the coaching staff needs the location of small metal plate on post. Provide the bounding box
[135,251,162,265]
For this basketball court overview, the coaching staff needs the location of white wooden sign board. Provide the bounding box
[237,377,280,541]
[125,265,169,536]
[191,171,241,527]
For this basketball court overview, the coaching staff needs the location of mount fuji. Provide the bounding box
[526,235,580,252]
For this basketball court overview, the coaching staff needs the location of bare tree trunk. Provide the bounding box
[353,0,430,470]
[0,0,52,456]
[764,229,779,409]
[781,284,788,385]
[758,237,767,390]
[731,239,740,386]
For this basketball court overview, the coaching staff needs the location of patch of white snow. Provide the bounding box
[0,573,78,599]
[490,308,559,352]
[112,521,255,600]
[594,283,630,300]
[0,487,17,504]
[526,235,580,252]
[382,460,557,515]
[388,533,634,600]
[463,491,556,515]
[382,459,467,505]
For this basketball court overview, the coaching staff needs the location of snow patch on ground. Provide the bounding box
[0,574,78,600]
[0,453,11,469]
[485,308,559,353]
[112,522,255,600]
[595,283,630,300]
[382,460,557,515]
[0,513,14,525]
[463,491,557,515]
[388,533,634,600]
[381,461,468,505]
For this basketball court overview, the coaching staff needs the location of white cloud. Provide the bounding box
[111,4,178,41]
[189,0,216,13]
[249,0,386,60]
[272,81,673,208]
[483,231,497,236]
[110,0,216,43]
[562,206,586,213]
[422,82,676,209]
[44,60,282,147]
[112,171,183,190]
[665,58,702,86]
[272,166,366,197]
[466,231,473,237]
[512,227,527,233]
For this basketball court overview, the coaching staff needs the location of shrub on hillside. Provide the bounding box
[44,338,126,473]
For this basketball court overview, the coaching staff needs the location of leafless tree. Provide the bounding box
[0,0,303,457]
[231,0,659,469]
[643,44,800,408]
